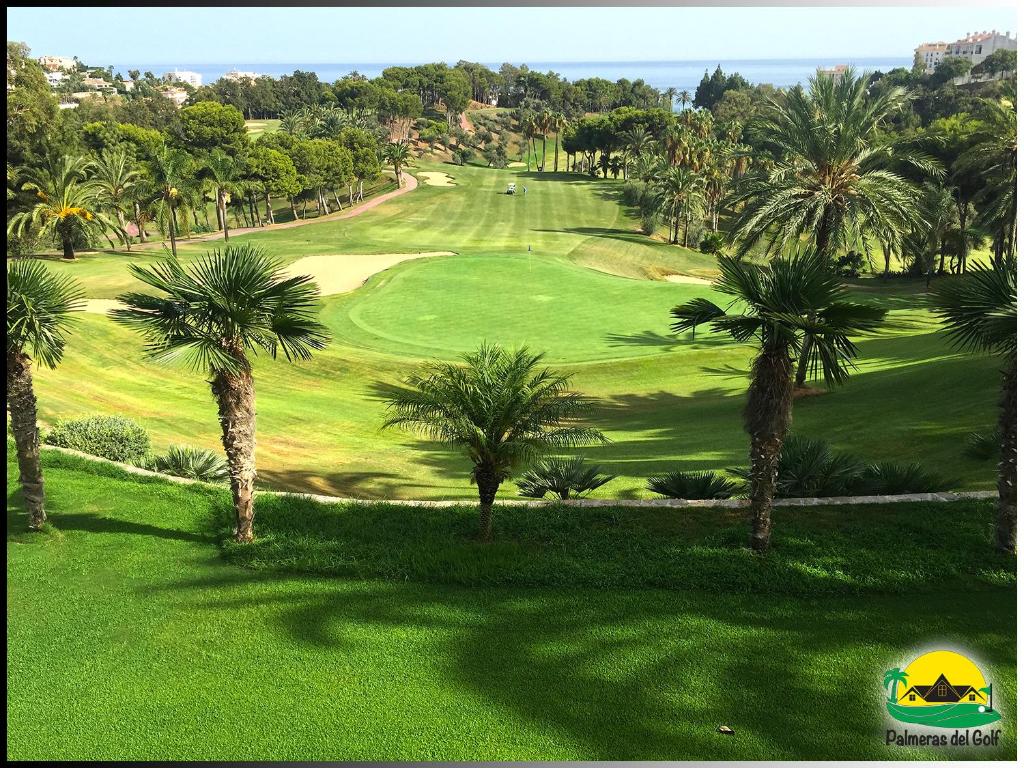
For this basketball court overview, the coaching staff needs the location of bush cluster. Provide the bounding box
[44,415,150,464]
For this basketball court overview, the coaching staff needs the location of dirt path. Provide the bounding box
[136,171,418,250]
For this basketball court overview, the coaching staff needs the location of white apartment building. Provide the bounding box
[38,55,75,72]
[162,69,203,88]
[817,64,850,82]
[915,29,1017,73]
[45,71,66,87]
[223,69,261,82]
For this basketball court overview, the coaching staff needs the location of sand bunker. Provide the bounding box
[507,162,526,168]
[417,172,456,187]
[284,252,456,295]
[79,299,124,315]
[665,274,713,285]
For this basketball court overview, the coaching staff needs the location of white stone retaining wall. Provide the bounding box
[42,445,999,508]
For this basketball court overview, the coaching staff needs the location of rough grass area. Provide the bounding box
[223,488,1014,595]
[7,450,1017,760]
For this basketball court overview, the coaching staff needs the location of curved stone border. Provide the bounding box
[41,445,997,507]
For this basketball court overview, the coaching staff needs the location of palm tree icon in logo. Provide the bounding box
[884,667,910,702]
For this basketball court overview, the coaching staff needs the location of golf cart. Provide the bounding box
[505,183,517,195]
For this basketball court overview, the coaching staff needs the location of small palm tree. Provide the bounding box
[382,344,607,540]
[932,260,1016,553]
[92,146,142,251]
[516,456,615,500]
[381,141,412,187]
[670,250,886,552]
[7,155,122,260]
[146,146,192,258]
[550,111,568,173]
[6,260,85,528]
[656,165,705,245]
[112,244,330,542]
[203,149,241,241]
[883,667,909,703]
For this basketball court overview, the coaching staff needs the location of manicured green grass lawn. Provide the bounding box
[24,162,1003,498]
[6,451,1016,760]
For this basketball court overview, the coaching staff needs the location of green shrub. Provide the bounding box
[965,429,1000,460]
[516,457,615,500]
[859,462,949,495]
[452,146,474,166]
[646,470,740,499]
[622,180,645,207]
[150,445,228,483]
[44,415,150,464]
[699,232,725,255]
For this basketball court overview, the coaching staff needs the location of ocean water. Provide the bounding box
[119,57,911,96]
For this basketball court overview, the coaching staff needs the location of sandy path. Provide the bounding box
[417,171,456,187]
[78,250,457,313]
[135,172,418,250]
[283,252,455,296]
[665,274,713,285]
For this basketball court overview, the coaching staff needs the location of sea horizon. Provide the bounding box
[114,56,912,94]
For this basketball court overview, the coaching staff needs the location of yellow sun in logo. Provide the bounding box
[899,651,988,708]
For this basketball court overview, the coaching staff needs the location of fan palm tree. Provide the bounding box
[111,244,330,542]
[203,149,242,241]
[381,141,411,187]
[954,95,1016,266]
[670,250,886,552]
[7,155,122,260]
[7,260,85,529]
[883,667,909,703]
[728,69,929,260]
[91,146,142,251]
[517,456,615,500]
[382,344,606,540]
[932,260,1016,553]
[146,146,191,258]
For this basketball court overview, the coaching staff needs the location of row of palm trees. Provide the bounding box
[6,241,1016,554]
[516,107,570,173]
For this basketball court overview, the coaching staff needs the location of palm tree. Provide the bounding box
[954,95,1016,267]
[623,125,653,181]
[204,149,241,241]
[655,165,705,245]
[382,344,606,540]
[146,146,191,258]
[538,109,553,171]
[883,667,909,703]
[92,146,141,251]
[670,251,886,552]
[7,260,84,529]
[728,69,929,260]
[550,111,568,172]
[112,245,330,542]
[675,90,692,111]
[7,155,122,260]
[662,87,678,112]
[381,141,411,187]
[932,260,1016,553]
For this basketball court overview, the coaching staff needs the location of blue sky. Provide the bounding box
[7,6,1018,64]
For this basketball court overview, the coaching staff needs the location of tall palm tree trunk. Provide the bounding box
[541,136,547,171]
[265,191,275,224]
[7,351,46,529]
[996,357,1016,553]
[745,347,794,553]
[211,356,257,543]
[554,131,560,172]
[219,190,229,241]
[134,202,148,243]
[475,467,499,541]
[115,209,131,251]
[168,202,178,259]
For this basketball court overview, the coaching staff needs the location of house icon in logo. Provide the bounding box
[884,650,1001,729]
[899,672,987,706]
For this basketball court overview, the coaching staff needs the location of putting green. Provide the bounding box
[322,253,713,362]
